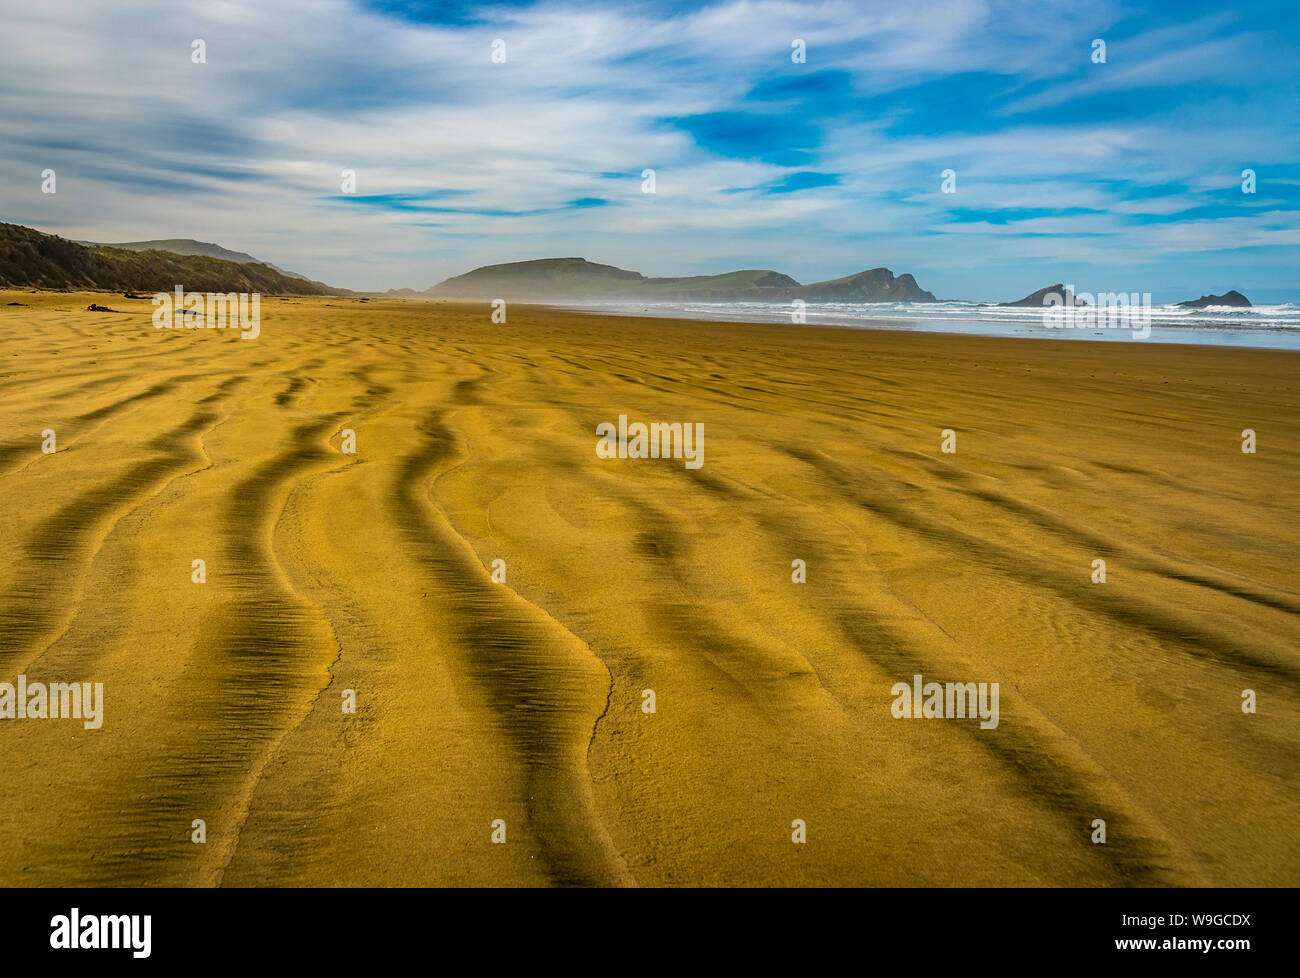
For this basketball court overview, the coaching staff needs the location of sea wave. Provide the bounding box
[569,299,1300,349]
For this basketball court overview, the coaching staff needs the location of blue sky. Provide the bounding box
[2,0,1297,300]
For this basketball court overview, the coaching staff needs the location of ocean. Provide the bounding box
[570,299,1300,350]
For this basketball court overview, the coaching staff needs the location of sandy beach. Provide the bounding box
[0,291,1296,887]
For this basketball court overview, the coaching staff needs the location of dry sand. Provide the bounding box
[0,291,1296,887]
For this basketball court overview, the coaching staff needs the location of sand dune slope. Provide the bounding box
[0,293,1296,886]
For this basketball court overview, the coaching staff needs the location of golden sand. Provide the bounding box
[0,291,1296,886]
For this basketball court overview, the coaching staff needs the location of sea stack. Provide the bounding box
[1000,284,1088,307]
[1177,290,1251,308]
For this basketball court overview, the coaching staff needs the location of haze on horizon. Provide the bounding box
[1,0,1297,302]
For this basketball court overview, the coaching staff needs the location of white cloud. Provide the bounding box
[0,0,1295,297]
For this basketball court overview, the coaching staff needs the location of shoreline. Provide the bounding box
[9,286,1298,353]
[550,300,1300,352]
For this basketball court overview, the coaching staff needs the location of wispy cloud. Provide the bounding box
[0,0,1296,298]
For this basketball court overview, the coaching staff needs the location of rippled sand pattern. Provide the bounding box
[1,292,1296,886]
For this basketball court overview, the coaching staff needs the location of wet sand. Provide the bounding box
[0,291,1297,886]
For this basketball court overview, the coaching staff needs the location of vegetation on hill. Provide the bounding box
[72,238,311,281]
[428,257,935,302]
[0,223,345,295]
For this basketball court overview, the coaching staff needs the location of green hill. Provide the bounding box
[427,258,800,300]
[429,257,643,299]
[798,268,936,302]
[641,269,800,292]
[72,237,310,281]
[427,257,933,302]
[0,223,345,295]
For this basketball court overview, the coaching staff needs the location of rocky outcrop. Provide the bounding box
[1177,290,1251,308]
[1001,284,1088,307]
[796,268,936,302]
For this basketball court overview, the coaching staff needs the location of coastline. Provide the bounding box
[554,299,1300,351]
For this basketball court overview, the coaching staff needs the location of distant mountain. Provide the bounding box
[644,268,802,298]
[0,224,346,295]
[73,237,311,282]
[1178,290,1251,308]
[426,257,935,302]
[1000,284,1088,307]
[797,268,934,302]
[430,258,642,299]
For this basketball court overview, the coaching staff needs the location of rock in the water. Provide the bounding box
[1001,284,1088,307]
[1177,290,1251,308]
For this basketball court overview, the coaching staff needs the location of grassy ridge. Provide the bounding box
[0,223,345,295]
[427,256,934,302]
